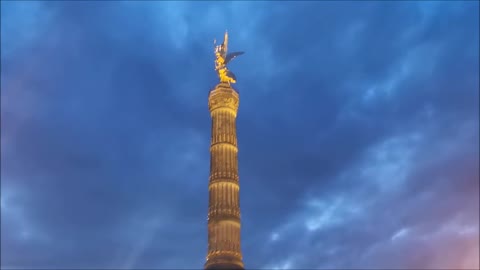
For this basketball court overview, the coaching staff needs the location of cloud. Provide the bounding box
[1,1,478,269]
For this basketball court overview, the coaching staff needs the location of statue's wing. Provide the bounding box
[225,51,245,64]
[227,70,237,81]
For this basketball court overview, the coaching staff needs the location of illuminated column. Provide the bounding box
[205,82,244,270]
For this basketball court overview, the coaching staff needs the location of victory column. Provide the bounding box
[205,31,245,270]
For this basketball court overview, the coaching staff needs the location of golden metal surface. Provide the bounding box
[214,31,244,85]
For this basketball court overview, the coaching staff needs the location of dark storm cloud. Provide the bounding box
[1,2,213,268]
[238,0,478,236]
[1,1,478,269]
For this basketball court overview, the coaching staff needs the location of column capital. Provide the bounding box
[208,83,239,115]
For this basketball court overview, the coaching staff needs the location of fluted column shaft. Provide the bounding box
[205,83,244,270]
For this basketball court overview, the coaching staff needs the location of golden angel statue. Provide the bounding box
[214,31,244,84]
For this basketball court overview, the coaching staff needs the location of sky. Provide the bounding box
[1,1,479,269]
